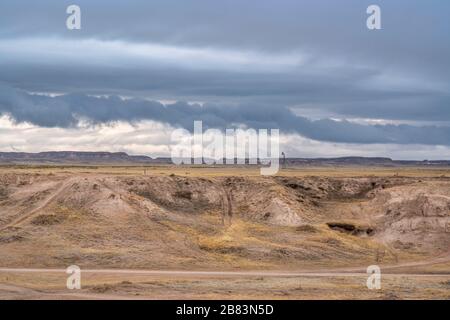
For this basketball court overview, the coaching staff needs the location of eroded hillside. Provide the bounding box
[0,170,449,270]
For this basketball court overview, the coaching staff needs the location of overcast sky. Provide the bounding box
[0,0,449,159]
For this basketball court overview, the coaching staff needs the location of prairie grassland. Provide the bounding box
[0,164,449,178]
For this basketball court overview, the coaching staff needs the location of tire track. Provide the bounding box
[0,179,74,231]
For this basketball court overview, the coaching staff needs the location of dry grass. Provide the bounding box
[0,271,448,300]
[0,164,449,178]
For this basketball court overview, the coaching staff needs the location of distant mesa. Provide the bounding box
[0,151,166,164]
[0,151,449,166]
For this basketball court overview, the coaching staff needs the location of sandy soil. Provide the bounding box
[0,269,448,300]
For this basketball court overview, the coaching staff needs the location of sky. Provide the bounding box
[0,0,449,159]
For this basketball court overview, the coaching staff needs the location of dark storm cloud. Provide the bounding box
[0,39,447,122]
[1,86,449,146]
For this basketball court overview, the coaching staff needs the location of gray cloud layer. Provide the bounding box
[1,86,449,146]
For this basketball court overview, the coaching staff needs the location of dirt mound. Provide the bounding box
[127,176,222,214]
[125,176,310,226]
[368,182,450,252]
[278,176,413,201]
